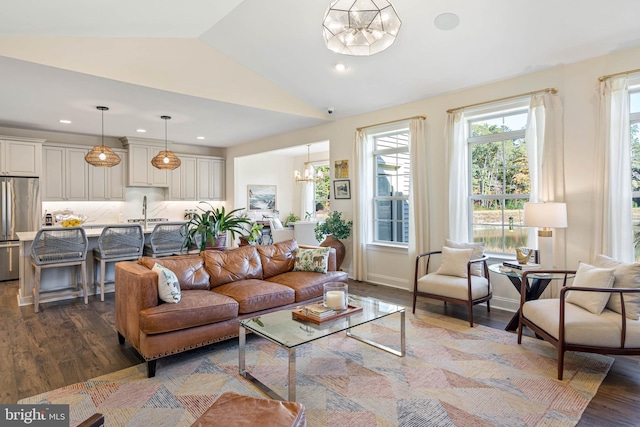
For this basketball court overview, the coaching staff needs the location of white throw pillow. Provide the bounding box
[436,246,474,278]
[565,262,614,315]
[445,239,485,277]
[593,254,640,320]
[271,218,284,230]
[152,263,181,303]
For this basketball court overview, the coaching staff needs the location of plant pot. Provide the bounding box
[320,235,345,270]
[206,234,227,251]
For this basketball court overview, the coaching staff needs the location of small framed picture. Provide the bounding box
[333,179,351,199]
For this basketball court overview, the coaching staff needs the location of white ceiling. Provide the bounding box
[0,0,639,149]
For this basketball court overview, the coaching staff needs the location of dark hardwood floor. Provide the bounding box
[2,279,639,426]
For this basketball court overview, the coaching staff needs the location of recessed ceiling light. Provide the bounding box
[335,63,347,72]
[196,136,205,140]
[434,13,460,31]
[59,119,71,124]
[136,129,146,133]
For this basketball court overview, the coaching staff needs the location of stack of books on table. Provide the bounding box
[303,303,335,319]
[503,261,542,270]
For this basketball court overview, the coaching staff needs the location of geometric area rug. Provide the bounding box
[19,310,613,427]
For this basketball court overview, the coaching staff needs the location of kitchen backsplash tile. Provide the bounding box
[42,187,226,225]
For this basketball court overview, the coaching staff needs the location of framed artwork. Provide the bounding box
[334,159,349,178]
[333,179,351,199]
[248,185,277,211]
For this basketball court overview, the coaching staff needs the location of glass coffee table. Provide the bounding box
[239,294,405,401]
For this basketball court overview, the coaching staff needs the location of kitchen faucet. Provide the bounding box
[143,195,147,230]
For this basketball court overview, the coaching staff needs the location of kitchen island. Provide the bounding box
[16,226,160,307]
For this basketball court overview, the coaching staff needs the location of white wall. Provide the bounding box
[225,45,640,312]
[233,149,330,222]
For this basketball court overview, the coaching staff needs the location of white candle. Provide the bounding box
[325,290,346,310]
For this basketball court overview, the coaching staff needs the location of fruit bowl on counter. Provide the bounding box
[51,210,88,227]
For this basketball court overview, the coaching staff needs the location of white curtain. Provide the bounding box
[409,118,429,276]
[593,77,633,262]
[352,130,371,281]
[300,182,314,220]
[446,111,468,241]
[525,92,566,267]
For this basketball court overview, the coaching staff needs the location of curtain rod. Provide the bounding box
[598,67,640,82]
[446,87,558,114]
[356,115,426,132]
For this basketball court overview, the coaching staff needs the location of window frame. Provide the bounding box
[466,107,530,255]
[371,127,411,246]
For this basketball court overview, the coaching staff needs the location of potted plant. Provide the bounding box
[314,211,353,270]
[284,212,300,227]
[239,222,264,246]
[184,202,252,252]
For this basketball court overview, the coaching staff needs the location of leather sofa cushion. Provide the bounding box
[202,246,264,288]
[257,239,297,279]
[139,256,210,290]
[266,271,348,302]
[214,279,295,314]
[140,290,238,334]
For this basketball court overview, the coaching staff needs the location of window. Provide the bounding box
[468,109,529,254]
[373,129,410,244]
[630,90,640,260]
[314,164,330,218]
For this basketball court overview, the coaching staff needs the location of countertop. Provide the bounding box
[16,222,185,242]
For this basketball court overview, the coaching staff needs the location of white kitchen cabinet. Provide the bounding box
[88,150,127,200]
[120,138,168,187]
[0,137,44,176]
[42,145,89,201]
[168,155,197,200]
[196,157,225,201]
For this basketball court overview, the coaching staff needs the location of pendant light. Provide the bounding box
[294,144,323,183]
[151,115,181,170]
[84,106,121,167]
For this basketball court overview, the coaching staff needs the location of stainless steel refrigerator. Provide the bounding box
[0,176,40,281]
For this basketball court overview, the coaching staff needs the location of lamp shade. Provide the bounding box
[523,202,567,228]
[152,115,181,170]
[322,0,402,56]
[85,106,121,167]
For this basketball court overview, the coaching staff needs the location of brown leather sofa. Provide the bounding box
[114,239,347,377]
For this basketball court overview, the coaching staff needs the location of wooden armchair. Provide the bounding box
[517,268,640,380]
[412,249,492,327]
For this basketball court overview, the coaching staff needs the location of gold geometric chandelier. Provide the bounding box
[322,0,402,56]
[85,106,121,167]
[151,115,181,170]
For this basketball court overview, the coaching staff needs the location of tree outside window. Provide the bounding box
[468,110,529,254]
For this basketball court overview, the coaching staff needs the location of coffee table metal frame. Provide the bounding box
[238,294,405,402]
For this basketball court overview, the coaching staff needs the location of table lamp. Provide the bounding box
[523,202,567,269]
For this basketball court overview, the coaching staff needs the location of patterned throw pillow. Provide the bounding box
[293,247,330,273]
[152,263,181,303]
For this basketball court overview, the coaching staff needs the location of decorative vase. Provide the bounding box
[320,235,345,270]
[205,234,227,251]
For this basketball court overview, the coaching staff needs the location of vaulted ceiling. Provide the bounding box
[0,0,639,148]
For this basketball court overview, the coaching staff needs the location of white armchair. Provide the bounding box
[412,242,492,327]
[268,218,294,243]
[517,255,640,379]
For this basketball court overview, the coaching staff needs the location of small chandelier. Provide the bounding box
[294,144,323,183]
[322,0,402,56]
[151,115,181,170]
[85,106,121,167]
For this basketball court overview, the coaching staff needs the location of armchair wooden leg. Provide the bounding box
[412,293,417,313]
[558,348,564,380]
[517,321,523,344]
[117,332,125,345]
[486,300,491,312]
[468,302,474,327]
